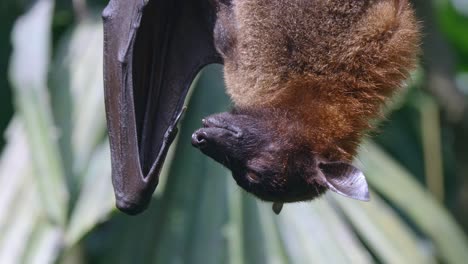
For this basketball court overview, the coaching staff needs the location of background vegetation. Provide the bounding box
[0,0,467,263]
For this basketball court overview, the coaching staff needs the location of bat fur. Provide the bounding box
[102,0,420,214]
[192,0,420,208]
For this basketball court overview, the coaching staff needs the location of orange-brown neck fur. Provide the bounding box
[223,0,420,160]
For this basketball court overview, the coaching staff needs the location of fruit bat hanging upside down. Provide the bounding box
[102,0,420,215]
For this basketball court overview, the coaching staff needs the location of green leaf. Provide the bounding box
[9,0,68,226]
[48,17,108,214]
[0,120,30,234]
[0,120,63,264]
[333,193,434,263]
[277,199,373,264]
[65,142,113,247]
[22,221,62,264]
[360,141,468,263]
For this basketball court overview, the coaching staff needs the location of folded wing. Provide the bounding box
[103,0,222,214]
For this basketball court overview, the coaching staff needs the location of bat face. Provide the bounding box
[191,111,319,202]
[192,110,370,203]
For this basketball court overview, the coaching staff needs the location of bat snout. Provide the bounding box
[191,127,239,149]
[191,125,243,169]
[191,130,209,149]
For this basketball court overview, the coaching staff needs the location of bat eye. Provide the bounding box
[246,171,261,183]
[191,131,208,149]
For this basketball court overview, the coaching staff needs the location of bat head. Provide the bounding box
[192,111,370,203]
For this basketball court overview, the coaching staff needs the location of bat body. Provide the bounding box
[192,0,419,211]
[103,0,419,215]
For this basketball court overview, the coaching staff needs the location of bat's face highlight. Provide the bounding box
[192,111,370,203]
[192,112,326,202]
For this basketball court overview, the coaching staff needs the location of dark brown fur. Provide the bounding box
[193,0,419,204]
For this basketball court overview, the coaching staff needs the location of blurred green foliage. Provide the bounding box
[0,1,25,147]
[0,0,467,263]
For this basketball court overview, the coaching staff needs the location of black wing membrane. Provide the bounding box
[103,0,222,215]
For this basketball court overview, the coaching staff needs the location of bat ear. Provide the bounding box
[318,161,370,201]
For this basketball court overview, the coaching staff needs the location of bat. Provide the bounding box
[103,0,420,215]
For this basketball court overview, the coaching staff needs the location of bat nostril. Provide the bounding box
[197,134,207,144]
[191,131,208,148]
